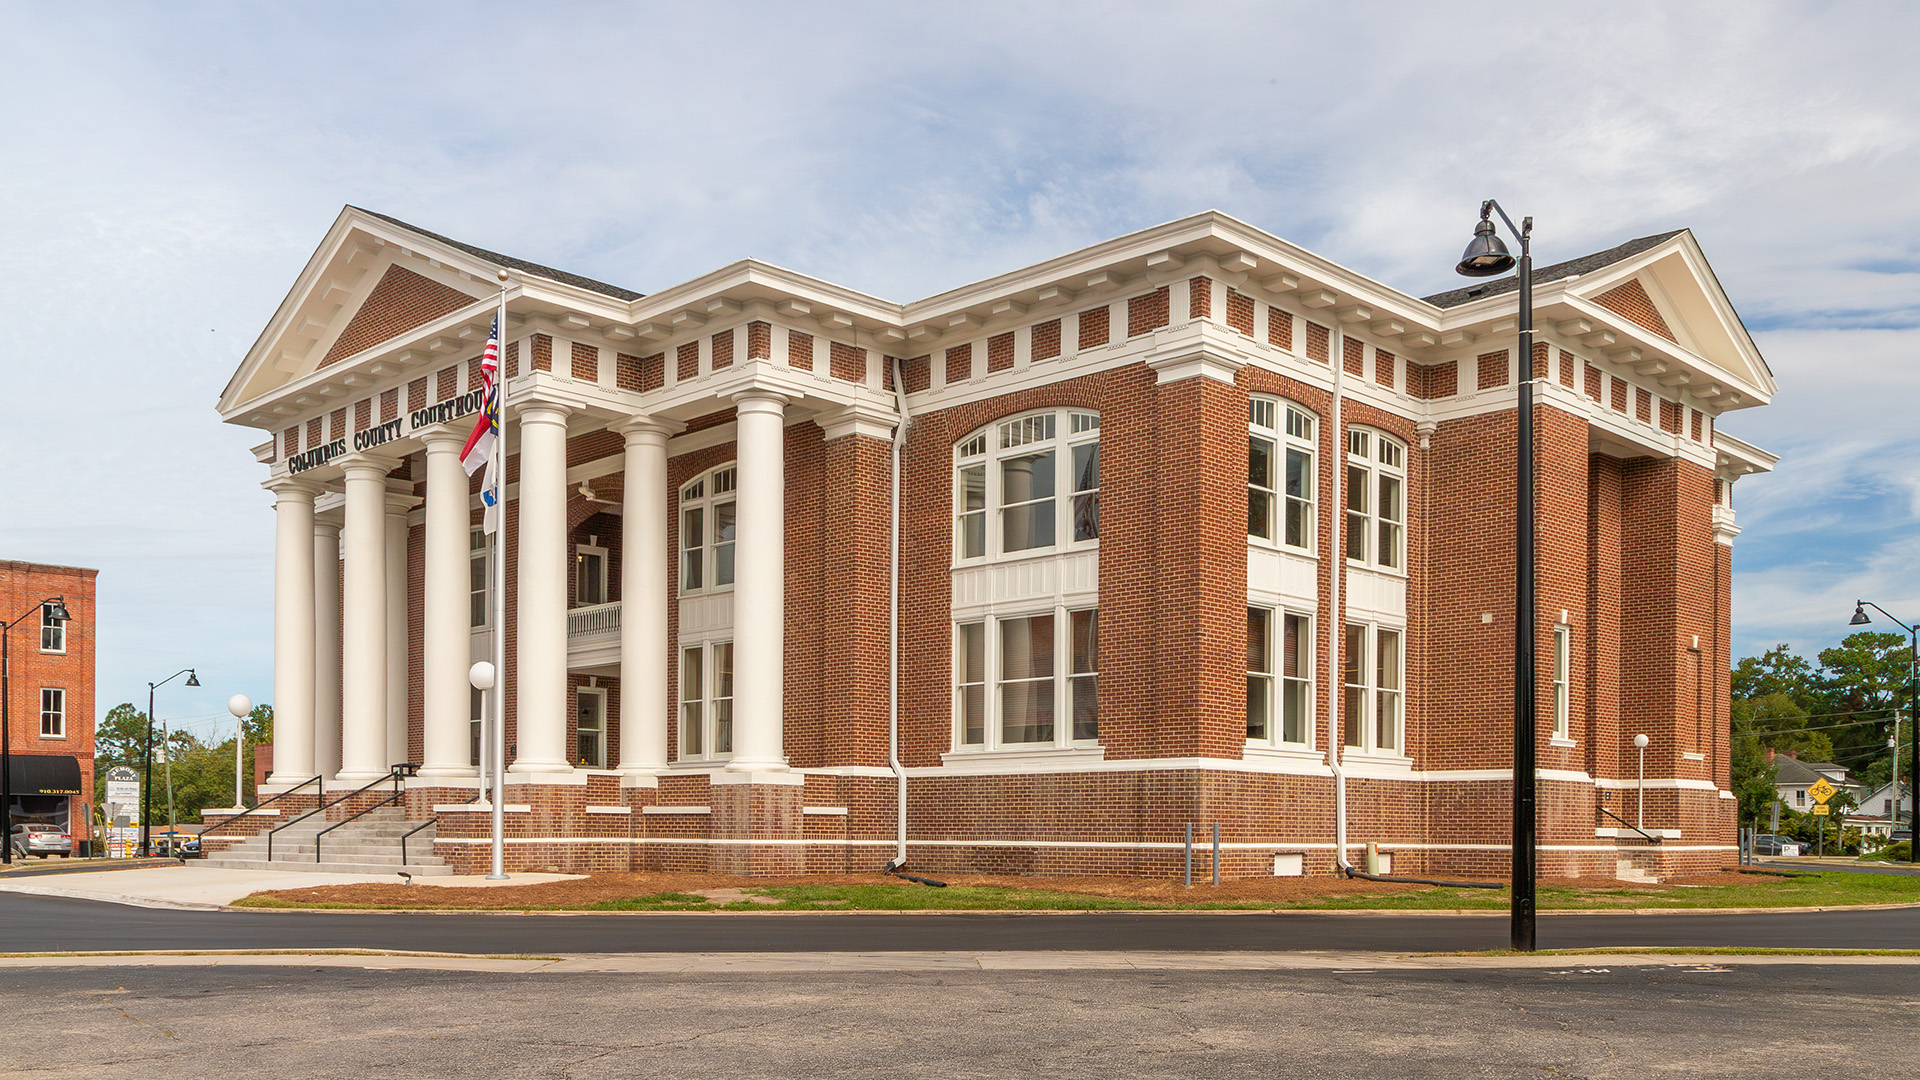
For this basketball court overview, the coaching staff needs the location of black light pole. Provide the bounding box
[1455,199,1537,951]
[1851,601,1918,862]
[2,596,71,865]
[142,668,199,857]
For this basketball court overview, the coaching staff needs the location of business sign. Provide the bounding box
[105,766,139,824]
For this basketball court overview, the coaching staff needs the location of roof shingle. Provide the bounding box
[350,206,645,302]
[1420,229,1686,309]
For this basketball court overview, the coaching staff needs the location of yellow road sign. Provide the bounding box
[1809,778,1836,804]
[1813,804,1831,816]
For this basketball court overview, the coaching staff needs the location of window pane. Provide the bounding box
[1281,677,1306,744]
[1072,492,1098,542]
[715,698,732,754]
[1071,610,1098,675]
[1072,442,1099,493]
[1285,448,1310,499]
[961,512,986,558]
[1249,437,1273,489]
[578,552,604,605]
[680,648,703,757]
[715,641,734,701]
[1344,625,1367,748]
[959,622,985,683]
[1376,690,1399,751]
[1247,608,1271,674]
[1250,490,1273,540]
[1376,629,1400,691]
[1003,500,1056,552]
[1001,615,1055,679]
[1001,678,1055,743]
[962,685,985,745]
[1344,686,1365,747]
[961,464,986,511]
[1247,674,1271,741]
[682,507,704,590]
[1071,675,1098,741]
[960,465,987,557]
[1376,630,1401,753]
[1070,610,1098,740]
[1001,448,1055,503]
[714,502,736,586]
[1249,437,1274,540]
[1345,467,1368,561]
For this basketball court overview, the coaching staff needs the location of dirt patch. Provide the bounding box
[1661,871,1787,887]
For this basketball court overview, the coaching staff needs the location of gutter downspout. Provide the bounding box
[887,357,913,870]
[1327,340,1351,874]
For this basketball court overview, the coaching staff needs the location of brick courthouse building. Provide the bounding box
[215,207,1775,878]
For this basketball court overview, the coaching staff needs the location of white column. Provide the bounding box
[338,458,393,781]
[268,480,318,784]
[618,421,671,775]
[313,515,343,783]
[384,487,414,770]
[419,432,475,778]
[512,404,573,774]
[727,391,788,772]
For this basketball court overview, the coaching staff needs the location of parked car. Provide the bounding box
[1753,834,1802,857]
[9,823,72,859]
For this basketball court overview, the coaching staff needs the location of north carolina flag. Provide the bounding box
[460,315,501,477]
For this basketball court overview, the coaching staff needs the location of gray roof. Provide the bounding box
[351,206,646,302]
[1773,756,1847,787]
[1420,230,1685,309]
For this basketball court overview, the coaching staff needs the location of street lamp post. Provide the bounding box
[228,694,252,811]
[2,596,72,865]
[1851,601,1918,862]
[1633,733,1650,829]
[143,668,199,857]
[1455,199,1538,951]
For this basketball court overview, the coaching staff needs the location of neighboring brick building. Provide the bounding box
[214,207,1776,879]
[1,561,97,852]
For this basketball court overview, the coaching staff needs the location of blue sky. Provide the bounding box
[2,1,1917,732]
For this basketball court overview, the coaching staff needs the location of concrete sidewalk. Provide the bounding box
[0,863,580,910]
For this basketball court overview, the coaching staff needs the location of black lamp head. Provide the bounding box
[1851,603,1872,626]
[1455,214,1515,278]
[185,670,201,687]
[46,598,70,621]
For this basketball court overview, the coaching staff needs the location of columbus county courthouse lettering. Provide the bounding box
[209,206,1775,878]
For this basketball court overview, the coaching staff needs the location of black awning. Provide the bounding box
[8,754,82,796]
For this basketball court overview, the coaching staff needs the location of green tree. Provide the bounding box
[1733,645,1821,712]
[1731,735,1779,828]
[242,703,273,746]
[94,702,150,772]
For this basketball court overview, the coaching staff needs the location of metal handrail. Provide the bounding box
[399,818,436,866]
[203,774,322,838]
[266,765,412,862]
[1599,804,1663,844]
[313,765,415,863]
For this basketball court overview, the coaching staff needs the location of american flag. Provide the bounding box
[460,315,503,532]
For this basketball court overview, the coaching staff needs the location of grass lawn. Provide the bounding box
[229,867,1920,913]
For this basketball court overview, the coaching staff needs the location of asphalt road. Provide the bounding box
[8,963,1919,1079]
[5,892,1920,954]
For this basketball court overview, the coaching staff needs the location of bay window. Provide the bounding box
[1248,606,1312,746]
[954,607,1098,750]
[955,410,1099,561]
[1249,397,1315,551]
[681,465,737,593]
[1344,429,1406,570]
[1342,622,1403,754]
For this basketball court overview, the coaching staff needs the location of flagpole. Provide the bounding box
[489,269,510,880]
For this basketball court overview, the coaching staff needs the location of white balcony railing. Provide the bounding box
[567,600,621,641]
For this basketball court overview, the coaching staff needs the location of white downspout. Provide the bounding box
[1328,339,1352,873]
[887,357,913,869]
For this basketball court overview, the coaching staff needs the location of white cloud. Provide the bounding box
[1,0,1917,713]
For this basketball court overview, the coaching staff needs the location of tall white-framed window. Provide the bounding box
[953,607,1098,750]
[955,410,1099,562]
[576,686,607,768]
[1342,623,1403,754]
[1552,624,1571,740]
[1249,397,1315,551]
[1344,428,1406,570]
[39,603,66,653]
[575,540,608,607]
[678,640,734,761]
[469,686,484,767]
[1248,606,1313,746]
[680,465,737,594]
[40,688,64,738]
[469,528,489,628]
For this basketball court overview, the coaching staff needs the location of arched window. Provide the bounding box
[1344,428,1405,570]
[679,464,737,593]
[1249,397,1315,551]
[954,409,1099,562]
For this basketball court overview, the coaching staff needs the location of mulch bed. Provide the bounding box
[235,868,1766,910]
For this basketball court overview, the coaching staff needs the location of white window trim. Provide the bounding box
[954,409,1100,565]
[40,687,65,738]
[676,639,734,763]
[469,528,490,629]
[1247,605,1315,749]
[574,540,609,608]
[952,605,1098,753]
[39,603,66,654]
[1341,622,1407,760]
[1248,396,1317,555]
[1343,427,1407,575]
[679,465,737,596]
[575,686,608,769]
[1550,624,1575,747]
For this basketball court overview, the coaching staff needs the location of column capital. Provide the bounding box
[616,416,680,442]
[383,489,420,515]
[341,454,403,481]
[266,477,323,501]
[419,428,467,451]
[313,514,343,538]
[732,389,791,414]
[519,403,573,426]
[818,400,901,442]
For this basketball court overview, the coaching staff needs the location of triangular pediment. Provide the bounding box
[1567,232,1776,403]
[220,208,500,417]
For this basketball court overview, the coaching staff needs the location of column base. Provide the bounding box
[416,765,481,780]
[723,758,792,775]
